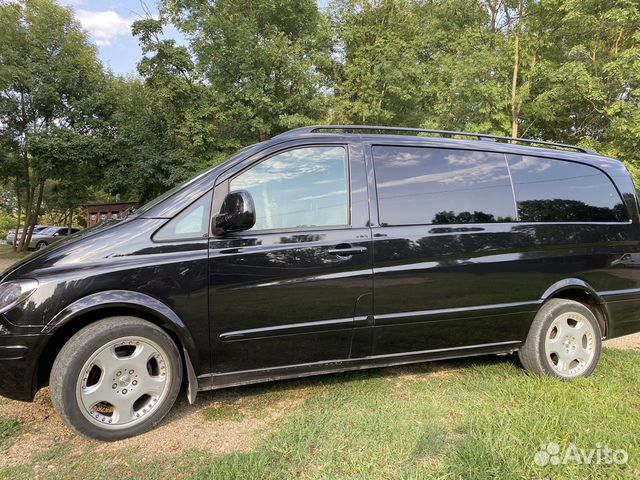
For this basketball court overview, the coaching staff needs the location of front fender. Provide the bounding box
[42,290,199,368]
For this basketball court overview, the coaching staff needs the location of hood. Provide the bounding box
[0,219,130,281]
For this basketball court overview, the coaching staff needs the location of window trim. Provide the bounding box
[220,144,353,235]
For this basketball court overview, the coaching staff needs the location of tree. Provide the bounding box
[526,0,640,176]
[329,0,512,133]
[164,0,333,141]
[329,0,425,125]
[0,0,105,250]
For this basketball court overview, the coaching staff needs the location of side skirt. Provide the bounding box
[196,340,521,393]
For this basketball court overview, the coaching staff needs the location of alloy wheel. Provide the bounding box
[544,311,596,378]
[75,336,171,429]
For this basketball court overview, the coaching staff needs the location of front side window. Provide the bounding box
[154,190,213,241]
[372,146,517,225]
[230,146,349,231]
[507,155,628,222]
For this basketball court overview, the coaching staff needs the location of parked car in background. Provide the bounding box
[611,253,640,268]
[1,125,640,441]
[25,226,81,250]
[5,225,47,246]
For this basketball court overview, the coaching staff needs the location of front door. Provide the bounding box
[209,143,372,376]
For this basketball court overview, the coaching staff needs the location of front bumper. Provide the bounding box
[0,331,48,402]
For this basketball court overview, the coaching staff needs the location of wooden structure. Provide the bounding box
[86,201,139,226]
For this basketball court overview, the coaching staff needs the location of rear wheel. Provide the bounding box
[518,298,602,379]
[50,317,182,441]
[36,241,48,250]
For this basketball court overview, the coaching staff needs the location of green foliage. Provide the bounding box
[0,0,107,249]
[0,210,16,240]
[3,0,640,219]
[164,0,333,141]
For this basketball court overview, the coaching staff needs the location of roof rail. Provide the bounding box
[273,125,597,155]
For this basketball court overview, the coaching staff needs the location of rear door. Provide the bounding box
[208,141,373,375]
[368,144,530,356]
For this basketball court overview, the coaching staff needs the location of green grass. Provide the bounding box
[204,350,640,480]
[202,404,245,422]
[0,244,23,261]
[0,417,21,445]
[2,349,640,479]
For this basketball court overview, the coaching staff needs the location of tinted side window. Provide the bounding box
[154,190,213,241]
[230,146,349,231]
[372,146,517,225]
[507,155,628,222]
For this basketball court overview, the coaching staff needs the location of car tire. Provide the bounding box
[36,241,48,250]
[50,317,182,441]
[518,298,602,379]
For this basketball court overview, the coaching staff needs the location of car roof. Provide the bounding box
[271,125,623,170]
[138,125,629,219]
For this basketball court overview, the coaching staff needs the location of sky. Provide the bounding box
[60,0,330,77]
[59,0,187,76]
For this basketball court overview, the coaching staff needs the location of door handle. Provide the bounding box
[328,244,367,257]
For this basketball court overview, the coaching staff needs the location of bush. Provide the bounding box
[0,211,17,240]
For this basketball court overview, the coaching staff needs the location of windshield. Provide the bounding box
[39,227,60,235]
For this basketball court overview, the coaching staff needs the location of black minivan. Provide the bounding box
[1,125,639,440]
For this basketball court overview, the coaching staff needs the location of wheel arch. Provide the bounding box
[36,291,199,393]
[540,278,608,337]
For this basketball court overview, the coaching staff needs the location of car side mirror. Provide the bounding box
[53,232,60,237]
[214,190,256,234]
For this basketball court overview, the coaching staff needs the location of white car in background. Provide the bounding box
[5,225,47,246]
[26,226,81,250]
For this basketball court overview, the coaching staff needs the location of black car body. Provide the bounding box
[1,126,639,415]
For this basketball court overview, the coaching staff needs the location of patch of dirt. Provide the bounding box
[0,386,307,468]
[0,258,16,273]
[387,363,463,384]
[99,394,305,458]
[0,389,81,468]
[604,333,640,351]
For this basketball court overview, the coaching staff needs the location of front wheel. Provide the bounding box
[50,317,182,441]
[36,241,48,250]
[518,298,602,379]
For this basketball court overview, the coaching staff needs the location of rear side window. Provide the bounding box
[506,155,628,222]
[372,146,517,225]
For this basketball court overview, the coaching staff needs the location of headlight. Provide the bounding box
[0,280,39,314]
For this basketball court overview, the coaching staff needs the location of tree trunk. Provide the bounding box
[510,29,520,138]
[17,185,33,252]
[23,180,45,250]
[13,183,22,253]
[17,90,32,252]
